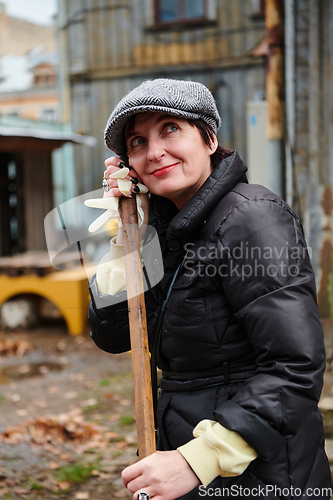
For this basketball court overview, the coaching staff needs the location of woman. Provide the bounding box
[88,79,332,500]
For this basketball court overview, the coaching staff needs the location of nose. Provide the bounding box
[146,138,165,162]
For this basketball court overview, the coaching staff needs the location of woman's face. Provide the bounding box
[125,112,217,209]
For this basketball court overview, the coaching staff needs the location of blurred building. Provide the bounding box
[0,3,95,256]
[0,2,55,57]
[0,3,60,126]
[57,0,267,194]
[0,116,95,255]
[0,49,59,121]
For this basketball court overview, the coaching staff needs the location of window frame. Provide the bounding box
[250,0,265,20]
[154,0,209,27]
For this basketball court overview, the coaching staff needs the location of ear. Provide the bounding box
[209,134,218,155]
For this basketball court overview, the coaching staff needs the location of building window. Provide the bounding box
[41,109,57,122]
[155,0,208,24]
[250,0,265,19]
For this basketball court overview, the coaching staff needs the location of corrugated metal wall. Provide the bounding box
[292,0,333,317]
[58,0,266,194]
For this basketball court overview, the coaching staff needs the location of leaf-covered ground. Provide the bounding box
[0,321,136,499]
[2,319,333,499]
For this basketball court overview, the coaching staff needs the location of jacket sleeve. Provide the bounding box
[214,198,325,462]
[88,274,131,354]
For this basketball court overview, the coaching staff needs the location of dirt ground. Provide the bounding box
[1,318,333,500]
[0,318,137,500]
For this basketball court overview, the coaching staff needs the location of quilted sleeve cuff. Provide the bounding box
[177,419,257,487]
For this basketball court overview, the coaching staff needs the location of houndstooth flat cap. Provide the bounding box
[104,78,221,157]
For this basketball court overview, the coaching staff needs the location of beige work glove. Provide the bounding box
[96,237,127,295]
[84,182,149,296]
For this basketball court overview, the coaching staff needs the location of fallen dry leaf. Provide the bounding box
[16,409,28,416]
[125,433,136,444]
[17,364,30,374]
[0,414,103,445]
[57,340,67,351]
[119,399,131,406]
[106,431,119,439]
[49,461,60,470]
[13,487,29,494]
[75,492,90,499]
[81,398,98,407]
[74,336,85,345]
[58,481,71,490]
[104,392,116,399]
[9,393,21,402]
[48,386,59,394]
[0,339,34,357]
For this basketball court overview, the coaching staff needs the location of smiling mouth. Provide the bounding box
[151,163,178,177]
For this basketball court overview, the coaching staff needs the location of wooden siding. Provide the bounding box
[68,65,265,192]
[294,0,333,214]
[291,0,333,318]
[61,0,265,78]
[59,0,266,193]
[23,152,53,251]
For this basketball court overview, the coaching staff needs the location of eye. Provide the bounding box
[164,124,178,133]
[130,137,145,148]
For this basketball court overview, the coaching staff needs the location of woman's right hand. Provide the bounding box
[103,156,146,199]
[103,157,149,245]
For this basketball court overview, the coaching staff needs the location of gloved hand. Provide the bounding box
[95,237,127,295]
[84,158,149,295]
[84,192,147,233]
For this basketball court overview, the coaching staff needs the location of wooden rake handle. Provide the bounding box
[119,196,156,459]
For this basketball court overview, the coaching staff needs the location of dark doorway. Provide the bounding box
[0,153,25,256]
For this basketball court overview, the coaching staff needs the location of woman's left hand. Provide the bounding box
[122,450,200,500]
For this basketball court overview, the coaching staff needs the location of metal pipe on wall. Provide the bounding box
[57,0,71,123]
[284,0,295,209]
[265,0,285,199]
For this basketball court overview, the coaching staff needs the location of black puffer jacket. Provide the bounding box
[89,151,332,499]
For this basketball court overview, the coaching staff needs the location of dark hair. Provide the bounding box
[187,119,233,169]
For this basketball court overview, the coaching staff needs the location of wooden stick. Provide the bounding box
[119,196,156,459]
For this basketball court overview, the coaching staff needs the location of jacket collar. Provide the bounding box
[166,151,247,241]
